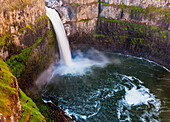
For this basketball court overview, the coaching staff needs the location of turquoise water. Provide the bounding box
[42,51,170,122]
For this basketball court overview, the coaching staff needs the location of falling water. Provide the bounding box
[41,7,170,122]
[46,7,72,65]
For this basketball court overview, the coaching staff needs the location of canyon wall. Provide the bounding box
[0,0,46,60]
[0,0,57,121]
[0,0,57,90]
[46,0,170,69]
[0,58,21,122]
[0,58,45,121]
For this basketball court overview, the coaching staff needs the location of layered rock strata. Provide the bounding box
[46,0,170,69]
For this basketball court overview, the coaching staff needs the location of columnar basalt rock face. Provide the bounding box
[46,0,170,69]
[0,0,46,35]
[47,0,169,35]
[46,0,99,35]
[0,0,46,60]
[99,1,169,30]
[101,0,169,8]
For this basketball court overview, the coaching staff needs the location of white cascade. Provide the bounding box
[46,7,72,65]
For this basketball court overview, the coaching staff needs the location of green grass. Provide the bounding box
[19,25,36,33]
[35,15,47,24]
[37,104,51,121]
[46,21,56,48]
[71,2,79,6]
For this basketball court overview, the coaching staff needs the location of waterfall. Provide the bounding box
[46,7,72,65]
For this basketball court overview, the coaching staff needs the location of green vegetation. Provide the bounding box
[35,15,47,24]
[47,22,56,48]
[93,34,106,38]
[99,1,110,6]
[19,25,36,34]
[120,3,170,20]
[98,17,123,23]
[99,2,169,21]
[37,104,51,121]
[6,35,44,78]
[19,89,45,122]
[71,2,79,6]
[0,58,17,118]
[0,34,12,48]
[96,17,168,55]
[0,58,45,121]
[79,19,91,22]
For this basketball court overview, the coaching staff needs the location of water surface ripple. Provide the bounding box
[42,51,170,122]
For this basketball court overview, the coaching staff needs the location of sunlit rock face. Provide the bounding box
[46,0,169,35]
[46,0,99,36]
[0,0,46,60]
[0,0,46,35]
[101,0,169,8]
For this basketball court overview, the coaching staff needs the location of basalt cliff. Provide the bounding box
[47,0,169,69]
[0,0,169,121]
[0,0,56,121]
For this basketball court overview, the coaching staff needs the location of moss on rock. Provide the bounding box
[0,58,45,121]
[19,89,45,122]
[6,35,44,78]
[95,18,169,68]
[0,34,12,49]
[0,58,19,120]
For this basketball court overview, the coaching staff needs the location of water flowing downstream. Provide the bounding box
[46,7,72,65]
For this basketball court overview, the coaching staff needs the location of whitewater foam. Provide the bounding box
[125,87,154,106]
[50,49,109,77]
[117,75,161,121]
